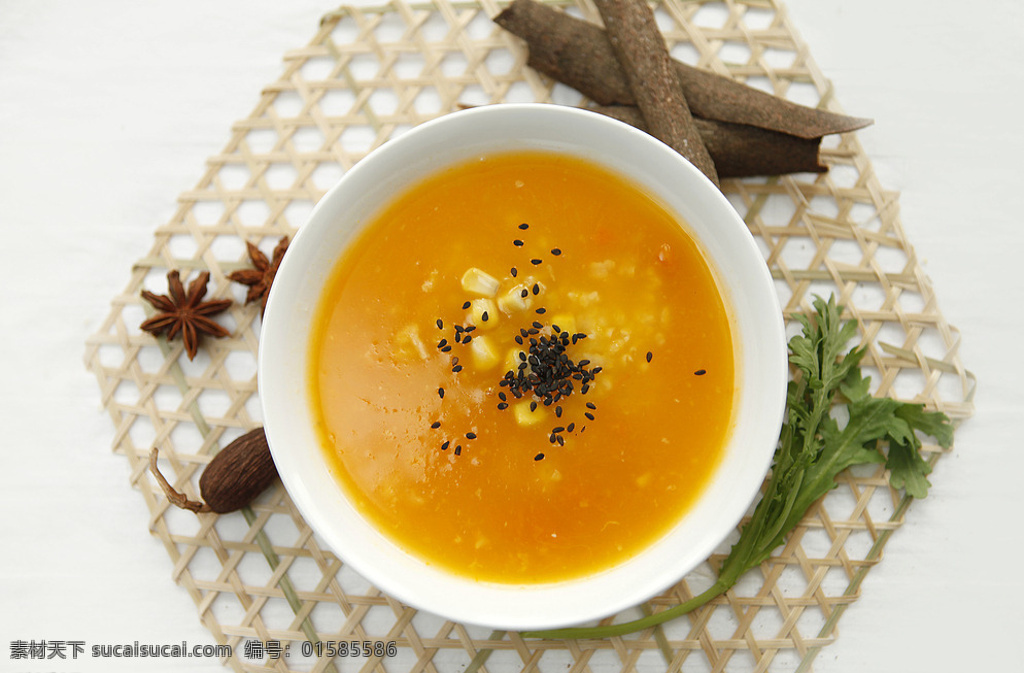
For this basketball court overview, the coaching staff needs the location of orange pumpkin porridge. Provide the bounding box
[309,150,734,584]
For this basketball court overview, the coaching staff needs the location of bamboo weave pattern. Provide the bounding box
[84,1,974,671]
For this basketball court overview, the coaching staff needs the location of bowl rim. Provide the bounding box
[259,103,787,630]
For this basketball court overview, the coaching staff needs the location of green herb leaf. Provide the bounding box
[883,403,951,498]
[521,294,953,641]
[895,403,955,449]
[886,438,933,499]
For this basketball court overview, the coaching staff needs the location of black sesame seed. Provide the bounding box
[586,402,597,410]
[511,267,518,277]
[551,248,562,256]
[514,239,524,247]
[481,311,489,322]
[535,307,546,314]
[549,434,557,444]
[552,324,561,333]
[534,453,545,461]
[567,422,575,432]
[520,288,529,298]
[431,421,441,429]
[438,338,448,348]
[441,441,450,450]
[466,432,477,439]
[436,318,443,329]
[498,392,507,401]
[441,345,452,353]
[498,318,603,415]
[462,301,471,310]
[519,223,529,230]
[515,335,524,345]
[454,445,462,455]
[463,335,473,344]
[552,426,565,434]
[438,387,445,399]
[532,284,540,295]
[585,412,595,421]
[556,435,565,446]
[646,351,653,363]
[695,369,707,376]
[452,365,463,373]
[464,325,477,333]
[531,258,542,265]
[497,402,508,410]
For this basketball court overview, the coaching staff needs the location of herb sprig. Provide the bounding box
[523,295,953,640]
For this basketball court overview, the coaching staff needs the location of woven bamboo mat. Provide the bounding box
[83,1,974,671]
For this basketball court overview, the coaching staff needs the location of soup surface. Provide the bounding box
[309,151,734,584]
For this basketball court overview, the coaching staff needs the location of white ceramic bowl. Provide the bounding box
[259,103,787,630]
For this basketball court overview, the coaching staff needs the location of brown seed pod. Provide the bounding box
[149,427,278,514]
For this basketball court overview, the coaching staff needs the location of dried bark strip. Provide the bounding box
[592,105,825,178]
[592,0,719,185]
[494,0,871,140]
[457,101,825,178]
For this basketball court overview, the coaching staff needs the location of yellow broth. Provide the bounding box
[309,151,734,584]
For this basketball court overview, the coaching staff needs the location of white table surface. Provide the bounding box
[2,1,1021,671]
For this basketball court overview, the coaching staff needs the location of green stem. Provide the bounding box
[462,630,504,673]
[520,578,731,640]
[794,492,916,673]
[149,327,331,667]
[240,506,327,652]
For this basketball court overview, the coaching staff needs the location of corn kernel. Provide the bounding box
[395,324,428,360]
[468,298,498,329]
[470,335,500,370]
[513,400,546,426]
[505,348,523,372]
[497,284,531,314]
[460,267,500,297]
[549,313,576,334]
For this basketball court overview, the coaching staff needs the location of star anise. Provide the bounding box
[140,270,232,360]
[228,236,289,316]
